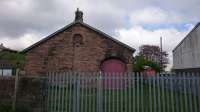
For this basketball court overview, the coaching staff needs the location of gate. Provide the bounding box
[45,72,200,112]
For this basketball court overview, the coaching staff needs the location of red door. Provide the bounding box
[101,59,126,73]
[101,59,126,89]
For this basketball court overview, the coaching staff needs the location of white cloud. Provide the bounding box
[117,25,193,71]
[129,7,186,25]
[0,0,200,71]
[0,33,42,50]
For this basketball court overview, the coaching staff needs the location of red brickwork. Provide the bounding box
[24,23,134,75]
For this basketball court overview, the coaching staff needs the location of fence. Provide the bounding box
[45,72,200,112]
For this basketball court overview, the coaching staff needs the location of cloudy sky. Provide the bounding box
[0,0,200,70]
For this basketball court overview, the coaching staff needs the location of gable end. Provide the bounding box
[21,22,135,53]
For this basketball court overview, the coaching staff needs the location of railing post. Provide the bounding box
[73,73,76,112]
[141,73,144,112]
[77,73,80,112]
[157,73,161,112]
[170,73,175,112]
[197,72,200,112]
[153,73,156,112]
[192,72,198,112]
[46,72,51,112]
[148,73,152,112]
[188,72,193,112]
[73,73,80,112]
[97,72,103,112]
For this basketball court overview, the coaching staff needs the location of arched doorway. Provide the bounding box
[101,58,126,89]
[101,58,126,73]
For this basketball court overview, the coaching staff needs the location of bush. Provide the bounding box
[133,55,161,72]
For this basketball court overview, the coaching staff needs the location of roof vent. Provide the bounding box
[75,8,83,22]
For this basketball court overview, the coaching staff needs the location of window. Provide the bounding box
[73,34,83,45]
[0,69,12,76]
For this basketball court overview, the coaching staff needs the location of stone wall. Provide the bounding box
[17,76,46,112]
[0,76,46,112]
[0,77,15,104]
[24,23,134,76]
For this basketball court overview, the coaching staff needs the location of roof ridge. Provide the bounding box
[21,21,135,53]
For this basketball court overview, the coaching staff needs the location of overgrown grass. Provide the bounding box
[0,103,31,112]
[0,103,13,112]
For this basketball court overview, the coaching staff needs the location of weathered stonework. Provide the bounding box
[24,23,134,76]
[0,76,45,112]
[0,77,15,104]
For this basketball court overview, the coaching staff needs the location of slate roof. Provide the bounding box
[21,21,135,53]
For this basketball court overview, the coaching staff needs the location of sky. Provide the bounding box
[0,0,200,71]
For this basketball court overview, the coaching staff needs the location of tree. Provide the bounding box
[0,51,25,69]
[133,55,161,72]
[138,45,169,71]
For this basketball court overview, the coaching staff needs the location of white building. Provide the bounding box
[173,23,200,72]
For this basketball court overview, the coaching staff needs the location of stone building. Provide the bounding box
[22,9,135,76]
[173,23,200,72]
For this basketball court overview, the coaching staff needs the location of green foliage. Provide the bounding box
[0,103,13,112]
[0,51,25,68]
[0,103,31,112]
[138,44,169,71]
[16,104,31,112]
[133,55,161,72]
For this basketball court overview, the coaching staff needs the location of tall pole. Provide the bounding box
[12,69,19,111]
[160,37,163,72]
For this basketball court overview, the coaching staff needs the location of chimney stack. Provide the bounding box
[75,8,83,22]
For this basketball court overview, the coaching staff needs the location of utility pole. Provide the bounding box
[160,37,163,72]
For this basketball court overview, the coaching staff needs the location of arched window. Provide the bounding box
[73,34,83,45]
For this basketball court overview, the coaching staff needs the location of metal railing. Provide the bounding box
[45,72,200,112]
